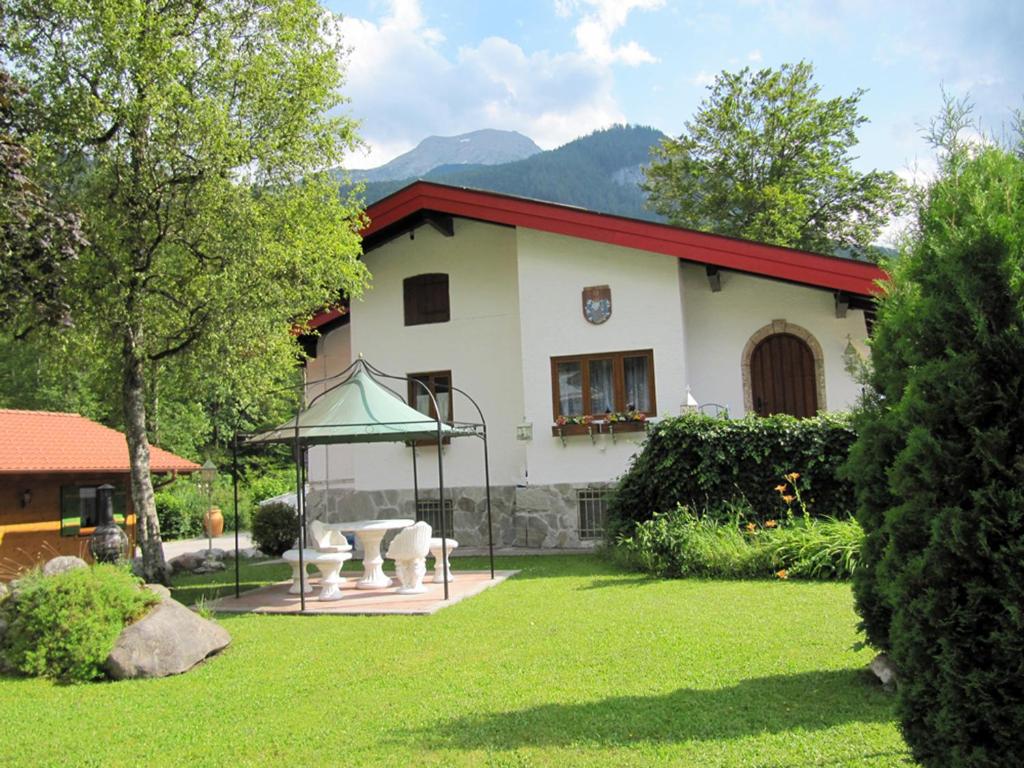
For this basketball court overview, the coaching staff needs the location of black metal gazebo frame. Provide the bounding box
[229,357,495,611]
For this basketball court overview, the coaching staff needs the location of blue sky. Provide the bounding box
[323,0,1023,185]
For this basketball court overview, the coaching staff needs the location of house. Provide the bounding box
[302,181,885,548]
[0,410,199,576]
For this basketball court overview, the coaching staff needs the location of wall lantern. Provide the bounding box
[516,420,533,441]
[20,489,31,508]
[680,387,699,415]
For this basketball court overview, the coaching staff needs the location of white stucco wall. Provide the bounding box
[316,218,526,491]
[680,263,869,416]
[306,324,354,488]
[307,218,873,499]
[515,228,688,486]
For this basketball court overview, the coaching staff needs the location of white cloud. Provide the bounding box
[334,0,663,167]
[690,70,717,88]
[563,0,665,66]
[747,49,763,62]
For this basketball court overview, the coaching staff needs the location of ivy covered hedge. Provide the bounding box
[607,413,857,534]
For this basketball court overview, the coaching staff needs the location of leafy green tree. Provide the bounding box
[0,69,85,337]
[847,100,1024,766]
[3,0,368,581]
[644,62,906,255]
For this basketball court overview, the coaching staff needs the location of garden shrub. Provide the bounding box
[615,505,862,581]
[155,491,204,541]
[846,141,1024,766]
[0,564,158,682]
[251,501,298,557]
[247,470,293,507]
[608,412,856,535]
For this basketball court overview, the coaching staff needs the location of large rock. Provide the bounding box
[105,598,230,680]
[168,552,205,574]
[144,583,172,600]
[869,652,898,690]
[42,556,88,577]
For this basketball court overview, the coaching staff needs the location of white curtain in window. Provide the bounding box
[436,392,450,421]
[624,356,650,411]
[558,362,584,415]
[415,393,431,416]
[589,359,614,413]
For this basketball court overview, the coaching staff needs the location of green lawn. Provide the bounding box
[0,555,914,767]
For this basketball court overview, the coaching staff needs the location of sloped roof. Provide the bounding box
[359,181,887,298]
[0,409,200,474]
[247,362,475,445]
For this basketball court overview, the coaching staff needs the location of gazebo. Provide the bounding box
[230,358,494,611]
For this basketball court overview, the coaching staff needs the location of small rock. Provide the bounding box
[42,556,89,577]
[193,560,226,575]
[204,548,226,561]
[105,598,231,679]
[869,652,898,690]
[239,547,264,559]
[144,583,172,600]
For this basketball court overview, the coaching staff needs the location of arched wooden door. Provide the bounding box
[750,333,818,417]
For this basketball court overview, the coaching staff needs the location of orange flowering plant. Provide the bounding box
[775,471,810,522]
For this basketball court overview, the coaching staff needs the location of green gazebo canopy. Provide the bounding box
[247,363,472,446]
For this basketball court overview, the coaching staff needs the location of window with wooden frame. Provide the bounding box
[403,273,450,326]
[408,371,452,445]
[551,349,655,434]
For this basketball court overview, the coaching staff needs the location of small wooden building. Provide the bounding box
[0,409,199,578]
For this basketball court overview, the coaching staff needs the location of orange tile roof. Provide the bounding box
[0,409,200,474]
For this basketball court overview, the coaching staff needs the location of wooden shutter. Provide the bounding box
[403,274,450,326]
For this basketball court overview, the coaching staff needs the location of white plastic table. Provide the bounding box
[325,519,414,589]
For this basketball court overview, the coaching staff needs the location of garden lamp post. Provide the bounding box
[200,459,217,552]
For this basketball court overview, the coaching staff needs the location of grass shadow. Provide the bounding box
[404,669,897,750]
[577,574,657,590]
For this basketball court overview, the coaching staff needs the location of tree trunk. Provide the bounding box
[123,329,168,584]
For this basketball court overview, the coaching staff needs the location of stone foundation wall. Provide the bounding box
[305,482,616,549]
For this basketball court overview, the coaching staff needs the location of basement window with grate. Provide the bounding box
[577,489,610,540]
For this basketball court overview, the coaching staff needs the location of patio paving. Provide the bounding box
[207,569,518,616]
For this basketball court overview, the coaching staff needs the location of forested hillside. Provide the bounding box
[349,125,666,221]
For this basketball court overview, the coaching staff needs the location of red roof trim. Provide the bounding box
[306,307,345,331]
[362,181,888,297]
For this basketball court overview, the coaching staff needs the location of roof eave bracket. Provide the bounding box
[706,266,722,293]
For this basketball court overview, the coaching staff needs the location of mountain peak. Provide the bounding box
[351,129,541,182]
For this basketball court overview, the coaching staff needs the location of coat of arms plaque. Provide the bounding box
[582,285,612,325]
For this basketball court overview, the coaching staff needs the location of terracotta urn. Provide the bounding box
[204,507,224,538]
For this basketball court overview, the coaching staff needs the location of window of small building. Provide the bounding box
[551,349,656,419]
[59,484,127,537]
[403,273,450,326]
